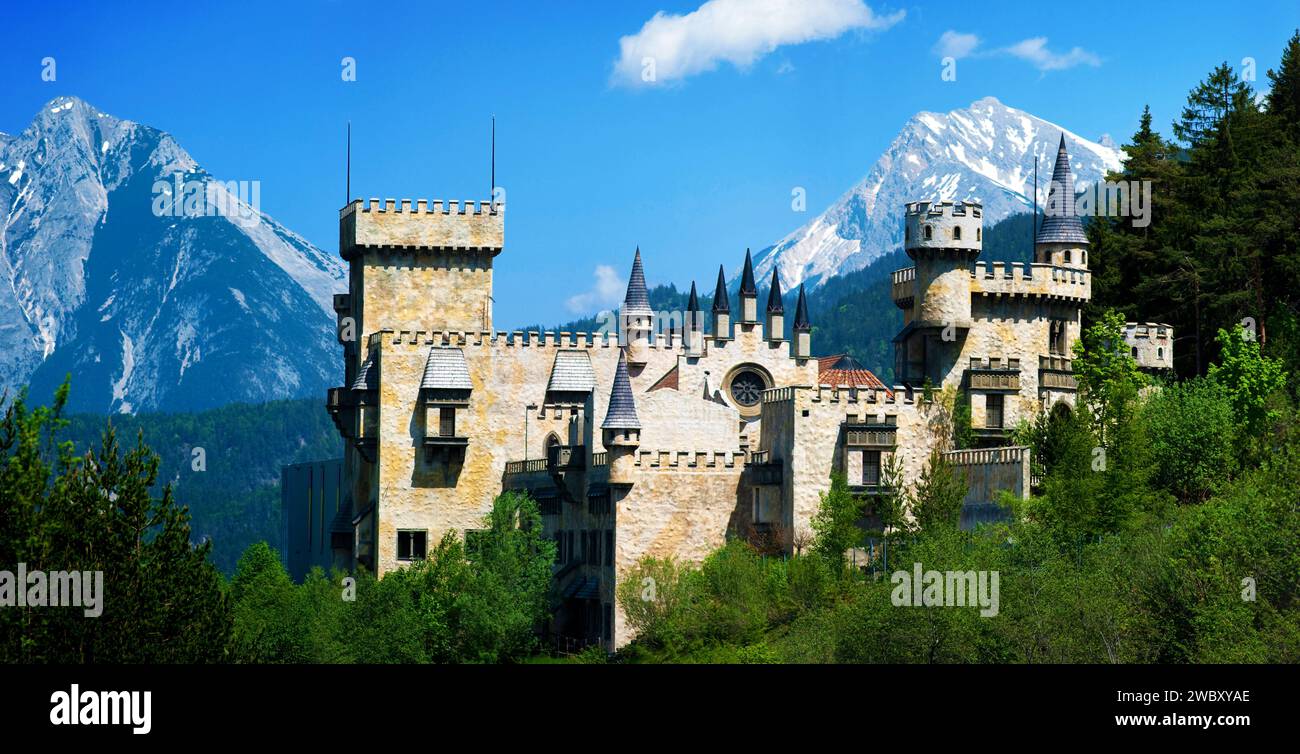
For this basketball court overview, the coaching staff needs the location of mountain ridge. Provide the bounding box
[751,96,1122,290]
[0,96,345,414]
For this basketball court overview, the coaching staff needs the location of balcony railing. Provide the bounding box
[504,458,548,475]
[891,267,915,308]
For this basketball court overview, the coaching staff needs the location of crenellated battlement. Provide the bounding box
[340,197,500,218]
[633,449,749,470]
[1124,322,1173,340]
[905,199,983,219]
[761,384,918,407]
[368,328,624,350]
[340,197,504,255]
[904,200,984,256]
[969,262,1090,301]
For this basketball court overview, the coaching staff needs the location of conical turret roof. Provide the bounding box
[623,247,653,315]
[739,248,757,296]
[766,268,784,313]
[1036,134,1089,245]
[711,265,730,313]
[602,351,641,430]
[793,284,811,332]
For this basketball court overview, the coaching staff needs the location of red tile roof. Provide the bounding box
[817,353,891,394]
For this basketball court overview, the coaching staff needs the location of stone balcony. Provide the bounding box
[891,267,915,309]
[1038,354,1078,391]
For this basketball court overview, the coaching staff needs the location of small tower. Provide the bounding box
[1036,135,1089,269]
[792,284,811,360]
[738,249,759,323]
[602,351,641,486]
[765,268,784,342]
[685,281,704,356]
[622,248,653,364]
[896,200,981,385]
[711,265,731,341]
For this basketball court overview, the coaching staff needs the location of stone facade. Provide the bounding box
[313,139,1172,651]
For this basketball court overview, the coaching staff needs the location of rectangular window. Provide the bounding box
[986,394,1004,429]
[605,530,614,567]
[863,450,882,486]
[603,603,613,641]
[397,530,427,561]
[752,488,762,523]
[439,408,456,437]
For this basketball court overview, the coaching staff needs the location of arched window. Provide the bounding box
[953,226,962,241]
[1064,250,1072,263]
[1081,251,1087,265]
[1157,347,1163,360]
[1131,347,1139,358]
[924,225,933,240]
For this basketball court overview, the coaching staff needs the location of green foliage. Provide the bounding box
[0,381,230,663]
[907,448,968,533]
[810,473,862,563]
[227,491,556,664]
[1073,309,1146,445]
[60,398,341,575]
[1142,377,1237,503]
[1207,325,1288,446]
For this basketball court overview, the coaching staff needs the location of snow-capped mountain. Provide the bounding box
[0,96,344,413]
[754,96,1124,289]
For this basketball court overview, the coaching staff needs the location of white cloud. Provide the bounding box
[612,0,904,88]
[566,265,626,314]
[933,30,979,60]
[1002,37,1101,72]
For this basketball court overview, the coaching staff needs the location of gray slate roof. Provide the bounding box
[602,351,641,430]
[766,267,784,314]
[421,347,473,390]
[623,248,652,315]
[740,248,757,295]
[712,265,730,313]
[1036,134,1090,245]
[547,350,596,393]
[793,284,811,331]
[352,355,378,390]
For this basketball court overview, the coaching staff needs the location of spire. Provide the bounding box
[711,265,730,313]
[766,268,784,313]
[793,284,811,332]
[623,247,652,315]
[687,281,700,313]
[1035,134,1089,245]
[601,351,641,430]
[739,248,757,296]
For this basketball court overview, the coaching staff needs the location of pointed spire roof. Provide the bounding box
[766,268,784,313]
[602,351,641,430]
[793,284,811,332]
[1035,134,1089,245]
[739,248,757,296]
[623,247,652,315]
[711,265,730,313]
[687,281,700,313]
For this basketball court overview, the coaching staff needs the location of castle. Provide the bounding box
[285,135,1172,650]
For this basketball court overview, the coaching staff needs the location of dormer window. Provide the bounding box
[421,347,473,463]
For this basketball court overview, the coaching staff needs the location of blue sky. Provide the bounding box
[2,0,1297,327]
